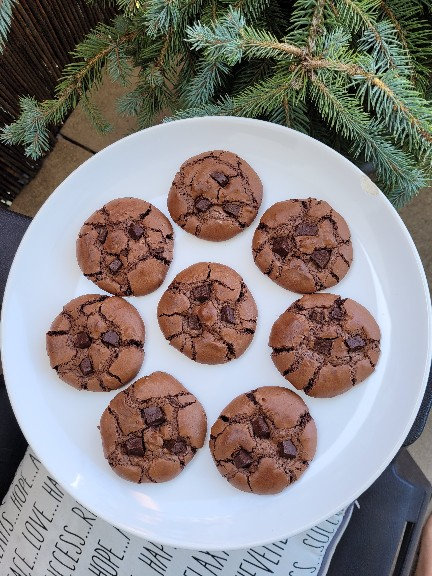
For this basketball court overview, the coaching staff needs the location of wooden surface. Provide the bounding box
[0,0,116,206]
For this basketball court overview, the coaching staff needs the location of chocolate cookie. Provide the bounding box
[99,371,207,483]
[209,386,317,494]
[252,198,353,293]
[76,197,174,296]
[157,262,257,364]
[167,150,263,241]
[46,294,145,391]
[269,294,381,398]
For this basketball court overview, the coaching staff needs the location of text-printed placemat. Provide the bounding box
[0,449,352,576]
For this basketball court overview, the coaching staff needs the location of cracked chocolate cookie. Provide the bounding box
[252,198,353,293]
[99,371,207,483]
[269,293,381,398]
[209,386,317,494]
[76,197,174,296]
[167,150,263,241]
[157,262,257,364]
[46,294,145,391]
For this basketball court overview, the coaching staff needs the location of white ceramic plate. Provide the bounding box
[2,117,431,550]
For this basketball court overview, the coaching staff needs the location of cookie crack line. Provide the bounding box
[47,330,68,336]
[107,371,123,386]
[180,153,255,197]
[123,339,144,348]
[94,379,110,392]
[78,295,108,315]
[272,346,295,357]
[164,310,249,355]
[303,365,322,394]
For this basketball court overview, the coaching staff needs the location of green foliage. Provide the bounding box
[1,17,136,154]
[1,97,50,158]
[183,59,230,106]
[2,0,432,206]
[81,95,113,134]
[0,0,18,53]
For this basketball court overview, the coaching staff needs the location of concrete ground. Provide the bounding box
[8,76,432,490]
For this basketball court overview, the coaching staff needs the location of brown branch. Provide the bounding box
[282,96,291,127]
[157,28,172,68]
[380,0,415,79]
[381,1,407,49]
[242,37,304,57]
[328,0,338,17]
[307,0,327,55]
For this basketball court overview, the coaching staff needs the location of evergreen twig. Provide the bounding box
[0,0,18,53]
[1,0,431,206]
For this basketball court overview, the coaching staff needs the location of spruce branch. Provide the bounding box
[145,0,203,37]
[81,94,113,133]
[231,58,273,93]
[299,54,432,157]
[309,73,427,197]
[356,69,432,156]
[309,72,371,142]
[117,83,144,116]
[333,0,411,72]
[285,0,327,46]
[115,0,142,15]
[240,27,304,60]
[107,45,133,86]
[334,0,380,34]
[225,72,297,117]
[182,59,230,106]
[380,0,432,90]
[0,0,18,53]
[267,94,310,133]
[2,0,431,206]
[164,98,234,120]
[224,0,271,20]
[186,8,247,64]
[380,0,411,64]
[187,10,304,66]
[1,21,137,156]
[0,96,50,159]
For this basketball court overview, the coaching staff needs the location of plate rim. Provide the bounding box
[1,116,431,550]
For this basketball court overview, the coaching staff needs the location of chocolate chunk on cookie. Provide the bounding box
[76,197,174,296]
[157,262,257,364]
[46,294,145,391]
[167,150,263,241]
[269,293,381,397]
[209,386,317,494]
[99,371,207,483]
[252,198,353,293]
